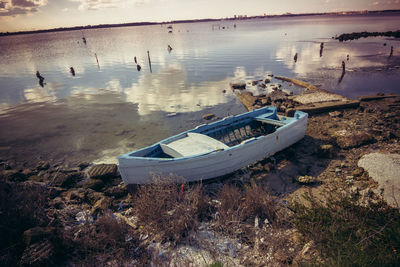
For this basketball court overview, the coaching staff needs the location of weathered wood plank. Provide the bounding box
[294,100,360,115]
[359,94,400,102]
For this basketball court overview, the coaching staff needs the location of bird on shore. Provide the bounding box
[294,53,298,62]
[70,67,75,76]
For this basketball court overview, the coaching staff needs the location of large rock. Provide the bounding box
[335,130,374,149]
[53,172,79,188]
[358,153,400,208]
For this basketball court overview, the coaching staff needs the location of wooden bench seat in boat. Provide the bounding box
[254,114,289,126]
[160,133,229,158]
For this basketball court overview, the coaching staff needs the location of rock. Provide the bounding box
[264,78,271,84]
[296,175,316,184]
[230,82,246,90]
[267,89,288,103]
[91,196,112,215]
[358,153,400,208]
[20,239,54,266]
[23,227,56,246]
[83,179,104,191]
[259,83,266,89]
[335,131,375,149]
[87,164,118,181]
[222,89,226,93]
[203,113,216,120]
[252,80,258,86]
[261,98,270,105]
[65,188,86,203]
[86,190,105,205]
[263,162,274,172]
[52,172,77,188]
[318,144,334,158]
[329,111,343,118]
[351,167,364,177]
[75,210,94,224]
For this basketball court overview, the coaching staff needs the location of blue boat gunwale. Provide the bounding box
[118,106,307,162]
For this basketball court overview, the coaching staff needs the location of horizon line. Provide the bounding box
[1,8,400,36]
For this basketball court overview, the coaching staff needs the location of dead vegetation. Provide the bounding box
[0,180,50,266]
[291,191,400,266]
[134,175,210,244]
[61,212,145,266]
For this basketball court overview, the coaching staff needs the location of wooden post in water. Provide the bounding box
[147,51,152,73]
[94,53,100,69]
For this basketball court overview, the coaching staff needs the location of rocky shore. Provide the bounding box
[335,30,400,42]
[1,80,400,265]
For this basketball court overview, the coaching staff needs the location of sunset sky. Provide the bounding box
[0,0,399,32]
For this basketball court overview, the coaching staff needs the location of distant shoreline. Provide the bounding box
[1,9,400,37]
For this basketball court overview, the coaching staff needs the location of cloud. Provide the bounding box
[0,0,47,16]
[70,0,150,11]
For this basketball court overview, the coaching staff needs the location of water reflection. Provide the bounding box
[1,15,400,165]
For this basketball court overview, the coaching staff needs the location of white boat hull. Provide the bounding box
[118,107,308,184]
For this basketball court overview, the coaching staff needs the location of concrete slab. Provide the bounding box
[358,153,400,208]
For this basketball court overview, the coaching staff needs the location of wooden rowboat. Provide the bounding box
[118,106,308,184]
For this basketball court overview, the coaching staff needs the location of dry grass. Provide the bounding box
[213,180,299,265]
[0,179,50,266]
[216,180,280,230]
[134,175,210,244]
[291,191,400,266]
[62,212,144,265]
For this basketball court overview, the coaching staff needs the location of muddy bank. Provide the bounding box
[1,90,399,265]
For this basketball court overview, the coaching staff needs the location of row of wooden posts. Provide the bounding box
[35,40,174,86]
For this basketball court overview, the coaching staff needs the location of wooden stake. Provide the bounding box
[147,51,152,73]
[94,53,100,69]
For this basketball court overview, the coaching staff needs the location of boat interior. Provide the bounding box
[140,113,293,159]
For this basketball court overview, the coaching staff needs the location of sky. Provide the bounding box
[0,0,399,32]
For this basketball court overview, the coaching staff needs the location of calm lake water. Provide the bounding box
[1,14,400,166]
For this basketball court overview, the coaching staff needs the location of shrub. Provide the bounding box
[62,212,143,265]
[134,175,209,244]
[216,181,279,228]
[0,180,50,266]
